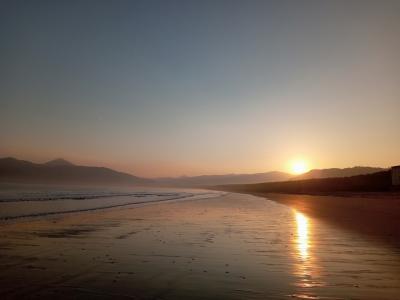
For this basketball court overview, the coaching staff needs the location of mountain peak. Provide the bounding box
[44,158,74,167]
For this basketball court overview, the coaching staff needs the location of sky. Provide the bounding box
[0,0,399,177]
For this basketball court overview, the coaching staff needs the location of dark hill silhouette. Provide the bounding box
[215,170,392,194]
[293,166,384,180]
[153,167,385,187]
[0,157,388,188]
[0,157,151,186]
[153,171,292,187]
[44,158,75,167]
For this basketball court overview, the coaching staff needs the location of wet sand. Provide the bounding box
[1,192,400,299]
[253,192,400,246]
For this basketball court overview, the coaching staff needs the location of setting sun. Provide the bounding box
[291,160,309,175]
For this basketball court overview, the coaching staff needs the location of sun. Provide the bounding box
[291,160,309,175]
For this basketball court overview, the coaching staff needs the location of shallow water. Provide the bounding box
[0,191,399,299]
[0,184,221,220]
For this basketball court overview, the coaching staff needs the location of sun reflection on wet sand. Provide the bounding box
[292,210,325,297]
[295,211,309,260]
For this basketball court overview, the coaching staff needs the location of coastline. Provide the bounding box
[1,192,400,299]
[241,191,400,246]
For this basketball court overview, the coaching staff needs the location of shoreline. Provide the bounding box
[1,192,400,299]
[237,191,400,246]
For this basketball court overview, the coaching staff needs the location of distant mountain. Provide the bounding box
[293,167,385,180]
[214,170,392,194]
[0,157,151,186]
[153,167,386,187]
[44,158,75,167]
[153,171,292,187]
[0,157,386,188]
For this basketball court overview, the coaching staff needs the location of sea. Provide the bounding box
[0,183,223,220]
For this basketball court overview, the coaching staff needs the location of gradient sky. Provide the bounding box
[1,0,399,177]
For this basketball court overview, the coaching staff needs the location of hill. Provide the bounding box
[153,171,292,187]
[44,158,75,167]
[153,166,385,187]
[293,166,385,180]
[214,170,392,194]
[0,157,151,186]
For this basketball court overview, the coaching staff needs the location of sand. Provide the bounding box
[253,192,400,246]
[0,192,400,299]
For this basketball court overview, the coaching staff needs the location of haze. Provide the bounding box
[1,0,399,177]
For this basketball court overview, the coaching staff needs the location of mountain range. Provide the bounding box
[0,157,151,186]
[292,166,384,180]
[215,170,392,194]
[153,171,292,187]
[0,157,386,187]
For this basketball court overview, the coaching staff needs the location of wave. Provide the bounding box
[0,191,225,221]
[0,192,183,202]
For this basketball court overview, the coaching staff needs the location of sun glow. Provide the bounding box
[291,160,309,175]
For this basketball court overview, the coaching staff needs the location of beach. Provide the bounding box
[252,192,400,246]
[1,191,400,299]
